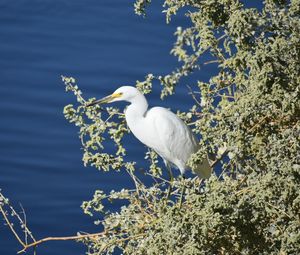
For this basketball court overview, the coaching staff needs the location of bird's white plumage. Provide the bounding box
[95,86,211,178]
[146,107,198,173]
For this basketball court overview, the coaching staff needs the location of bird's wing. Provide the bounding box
[146,107,197,165]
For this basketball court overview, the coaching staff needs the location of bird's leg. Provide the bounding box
[178,174,186,208]
[166,163,174,200]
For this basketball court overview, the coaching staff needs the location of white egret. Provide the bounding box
[88,86,211,179]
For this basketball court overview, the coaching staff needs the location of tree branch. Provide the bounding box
[0,204,26,248]
[17,231,106,254]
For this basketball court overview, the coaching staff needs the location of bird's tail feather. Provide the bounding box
[192,157,212,179]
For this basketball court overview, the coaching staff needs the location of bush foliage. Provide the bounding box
[63,1,300,254]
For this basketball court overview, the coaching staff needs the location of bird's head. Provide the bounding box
[87,86,141,106]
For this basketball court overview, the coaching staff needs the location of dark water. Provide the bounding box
[0,1,260,254]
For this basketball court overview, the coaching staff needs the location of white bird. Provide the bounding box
[87,86,211,179]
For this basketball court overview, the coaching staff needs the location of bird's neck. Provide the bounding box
[125,94,148,124]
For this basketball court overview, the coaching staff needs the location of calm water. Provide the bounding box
[0,1,260,254]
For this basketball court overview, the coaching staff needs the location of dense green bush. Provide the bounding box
[63,1,300,254]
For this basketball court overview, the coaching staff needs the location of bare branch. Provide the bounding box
[0,204,26,248]
[18,231,106,254]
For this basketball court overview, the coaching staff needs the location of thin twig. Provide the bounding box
[187,85,202,106]
[145,172,171,184]
[202,60,221,66]
[235,176,248,190]
[19,204,30,245]
[18,231,106,254]
[126,168,144,196]
[235,187,252,196]
[248,115,269,133]
[265,202,292,220]
[0,194,36,243]
[0,205,26,248]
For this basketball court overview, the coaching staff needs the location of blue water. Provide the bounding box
[0,1,261,254]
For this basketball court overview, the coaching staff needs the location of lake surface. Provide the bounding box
[0,1,260,254]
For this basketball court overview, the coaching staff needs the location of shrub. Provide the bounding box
[62,1,300,254]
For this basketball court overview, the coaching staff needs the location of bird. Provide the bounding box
[87,86,211,180]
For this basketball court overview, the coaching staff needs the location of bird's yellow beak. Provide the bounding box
[86,92,123,106]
